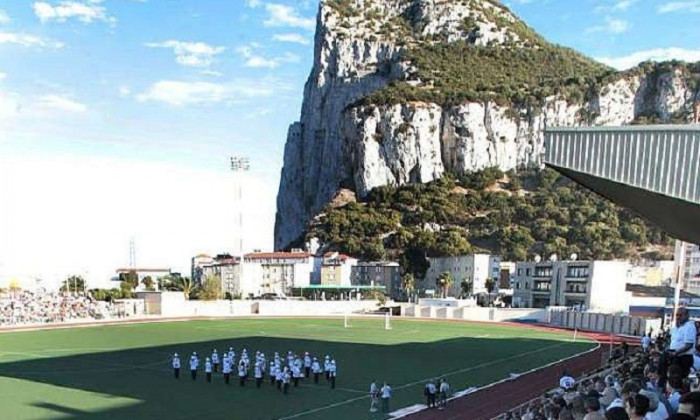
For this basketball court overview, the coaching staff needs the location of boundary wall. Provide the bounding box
[402,305,548,322]
[548,309,661,336]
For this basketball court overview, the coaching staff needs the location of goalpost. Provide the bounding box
[344,312,392,330]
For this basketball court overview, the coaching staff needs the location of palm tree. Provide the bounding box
[401,273,416,302]
[437,272,454,298]
[159,275,195,300]
[460,278,473,298]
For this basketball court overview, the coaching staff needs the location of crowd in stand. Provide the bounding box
[504,307,700,420]
[0,290,107,326]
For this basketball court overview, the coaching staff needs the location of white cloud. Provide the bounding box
[596,47,700,70]
[118,86,131,98]
[263,3,315,31]
[272,33,311,45]
[37,94,87,112]
[0,32,64,48]
[145,40,225,68]
[33,1,116,24]
[201,69,223,77]
[612,0,638,10]
[0,72,6,82]
[0,9,11,25]
[594,0,639,12]
[245,0,263,8]
[236,43,300,69]
[586,17,630,34]
[658,1,700,12]
[136,80,279,106]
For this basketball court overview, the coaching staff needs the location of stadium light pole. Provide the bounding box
[230,156,250,257]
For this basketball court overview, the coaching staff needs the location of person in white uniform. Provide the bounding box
[171,353,180,379]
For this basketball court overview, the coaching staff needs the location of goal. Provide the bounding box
[344,312,392,330]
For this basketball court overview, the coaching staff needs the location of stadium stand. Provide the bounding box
[0,290,108,326]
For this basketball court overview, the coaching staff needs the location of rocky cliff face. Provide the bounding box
[274,0,700,250]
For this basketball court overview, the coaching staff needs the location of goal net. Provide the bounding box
[344,312,392,330]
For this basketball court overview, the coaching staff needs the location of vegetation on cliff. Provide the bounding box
[361,42,614,108]
[307,169,673,278]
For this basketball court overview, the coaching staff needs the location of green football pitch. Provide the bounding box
[0,318,595,420]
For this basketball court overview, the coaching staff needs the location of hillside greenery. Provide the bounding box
[307,168,673,278]
[361,42,614,108]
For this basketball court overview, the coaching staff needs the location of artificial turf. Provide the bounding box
[0,318,595,420]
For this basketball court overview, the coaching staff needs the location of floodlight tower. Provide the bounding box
[230,156,250,257]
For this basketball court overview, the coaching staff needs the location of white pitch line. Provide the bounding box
[278,342,569,420]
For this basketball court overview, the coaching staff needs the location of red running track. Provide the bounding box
[405,331,637,420]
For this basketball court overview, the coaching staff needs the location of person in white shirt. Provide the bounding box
[312,358,321,384]
[381,382,392,413]
[211,349,220,373]
[275,365,284,391]
[171,353,180,379]
[329,359,337,389]
[438,378,450,410]
[559,371,575,391]
[304,352,312,378]
[292,363,301,387]
[283,367,291,395]
[641,334,652,353]
[425,379,436,408]
[254,361,263,388]
[222,356,232,385]
[661,307,697,387]
[205,357,213,383]
[324,355,331,382]
[269,361,277,386]
[189,352,199,381]
[228,347,235,365]
[238,360,247,386]
[369,381,379,412]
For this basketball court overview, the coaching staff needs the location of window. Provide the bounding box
[526,268,531,276]
[517,269,523,275]
[566,266,589,278]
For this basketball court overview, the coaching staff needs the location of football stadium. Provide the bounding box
[0,317,598,420]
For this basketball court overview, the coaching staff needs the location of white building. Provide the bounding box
[425,254,500,297]
[319,252,358,287]
[512,259,629,312]
[628,260,675,286]
[243,250,315,296]
[676,241,700,294]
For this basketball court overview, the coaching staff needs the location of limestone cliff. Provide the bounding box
[275,0,700,250]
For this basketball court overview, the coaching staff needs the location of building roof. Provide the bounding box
[323,252,355,261]
[244,252,311,259]
[625,284,700,298]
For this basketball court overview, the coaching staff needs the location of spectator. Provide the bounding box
[626,393,650,420]
[679,391,700,419]
[605,406,629,420]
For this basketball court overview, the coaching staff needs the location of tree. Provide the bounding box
[60,275,85,293]
[119,270,139,294]
[196,274,222,301]
[485,278,496,294]
[141,276,155,291]
[460,279,473,298]
[437,271,454,298]
[401,273,416,302]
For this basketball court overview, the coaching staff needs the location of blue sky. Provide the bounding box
[0,0,699,288]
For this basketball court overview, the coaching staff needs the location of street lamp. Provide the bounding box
[230,156,250,257]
